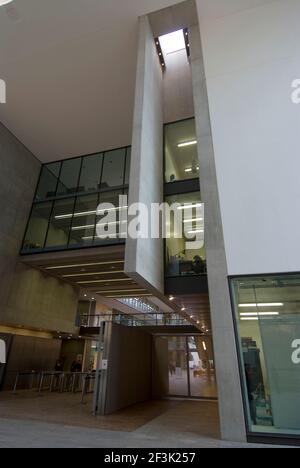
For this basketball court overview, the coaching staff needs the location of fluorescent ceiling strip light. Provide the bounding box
[202,342,207,351]
[96,289,145,294]
[187,229,204,234]
[45,261,124,270]
[240,312,279,317]
[55,206,128,220]
[177,203,203,211]
[72,224,95,231]
[78,278,132,284]
[178,140,197,148]
[97,206,128,214]
[185,167,199,173]
[239,303,284,308]
[62,271,123,278]
[107,294,151,298]
[183,218,204,223]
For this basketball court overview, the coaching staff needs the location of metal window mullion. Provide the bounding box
[186,336,191,397]
[42,161,62,248]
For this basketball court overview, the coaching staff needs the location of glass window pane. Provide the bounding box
[35,162,61,200]
[22,202,52,251]
[45,198,75,249]
[57,158,81,196]
[100,149,126,190]
[231,274,300,436]
[188,336,218,398]
[124,148,131,186]
[165,118,199,183]
[69,194,98,247]
[165,192,206,277]
[78,153,103,193]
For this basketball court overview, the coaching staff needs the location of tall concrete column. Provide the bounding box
[190,25,247,442]
[125,15,164,295]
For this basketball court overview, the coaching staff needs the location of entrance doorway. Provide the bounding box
[153,335,218,399]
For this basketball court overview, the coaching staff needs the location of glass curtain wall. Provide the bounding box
[165,118,199,183]
[165,192,206,277]
[22,147,131,253]
[231,274,300,437]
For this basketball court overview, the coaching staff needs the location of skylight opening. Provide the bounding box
[0,0,14,6]
[159,29,186,56]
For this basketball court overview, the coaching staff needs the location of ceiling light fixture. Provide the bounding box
[202,342,207,351]
[177,203,203,211]
[45,261,124,270]
[62,270,123,278]
[187,229,204,235]
[183,218,204,223]
[240,312,279,317]
[78,278,132,285]
[178,140,197,148]
[239,303,283,308]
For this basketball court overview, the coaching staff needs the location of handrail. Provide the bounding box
[80,312,191,328]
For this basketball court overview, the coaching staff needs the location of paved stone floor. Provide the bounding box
[0,391,280,448]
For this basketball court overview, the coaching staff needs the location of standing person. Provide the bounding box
[55,359,64,372]
[71,356,82,373]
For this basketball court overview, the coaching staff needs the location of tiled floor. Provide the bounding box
[0,391,278,448]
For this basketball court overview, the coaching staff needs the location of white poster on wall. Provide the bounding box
[260,316,300,430]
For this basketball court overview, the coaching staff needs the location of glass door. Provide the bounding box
[168,336,189,396]
[154,335,218,399]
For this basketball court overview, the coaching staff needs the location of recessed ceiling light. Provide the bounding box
[159,29,186,55]
[0,0,14,6]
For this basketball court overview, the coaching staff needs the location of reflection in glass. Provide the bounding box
[69,194,99,247]
[165,118,199,183]
[100,149,126,190]
[78,153,103,193]
[165,192,206,277]
[45,198,75,248]
[168,337,189,396]
[35,162,61,200]
[188,336,217,398]
[232,274,300,436]
[23,202,53,251]
[57,158,81,196]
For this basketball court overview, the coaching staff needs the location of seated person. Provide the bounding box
[192,255,205,274]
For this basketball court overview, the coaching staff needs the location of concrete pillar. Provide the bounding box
[190,25,247,442]
[125,15,164,295]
